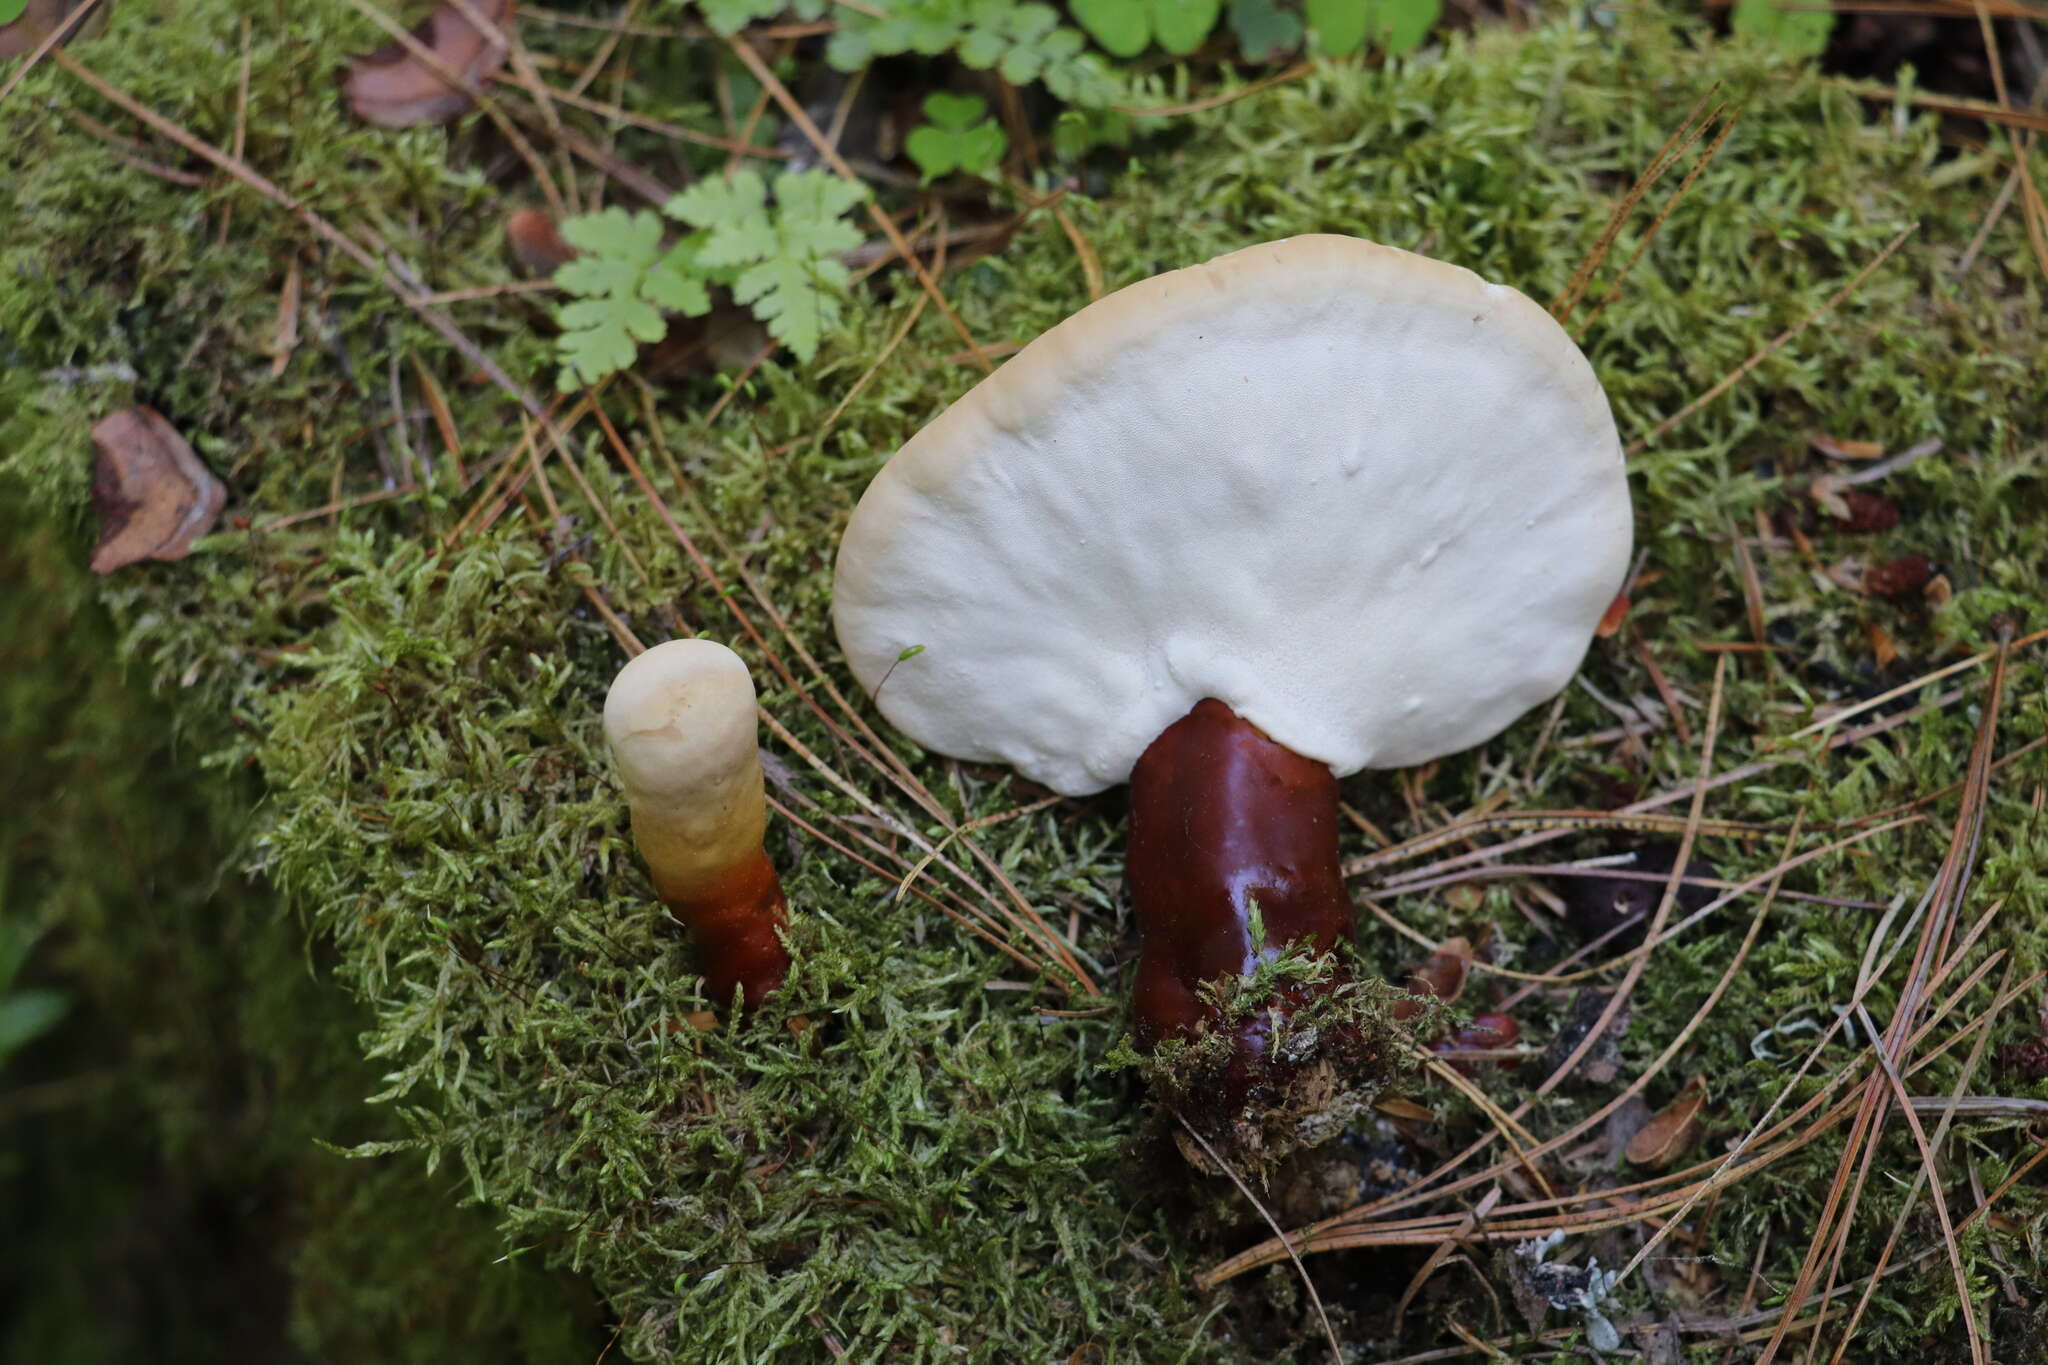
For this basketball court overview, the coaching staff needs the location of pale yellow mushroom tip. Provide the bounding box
[602,639,761,809]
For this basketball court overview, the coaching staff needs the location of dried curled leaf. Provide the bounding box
[1625,1074,1706,1168]
[343,0,514,129]
[1392,935,1472,1021]
[1807,473,1851,521]
[88,406,226,574]
[1435,1011,1520,1074]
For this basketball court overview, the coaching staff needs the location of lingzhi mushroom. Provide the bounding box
[833,235,1631,1154]
[604,639,792,1010]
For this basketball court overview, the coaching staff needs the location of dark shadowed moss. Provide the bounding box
[0,504,602,1362]
[5,2,2047,1360]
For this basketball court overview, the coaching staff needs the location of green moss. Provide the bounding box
[4,2,2046,1360]
[0,500,601,1361]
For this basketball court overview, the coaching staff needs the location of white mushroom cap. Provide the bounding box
[832,235,1633,797]
[603,639,766,901]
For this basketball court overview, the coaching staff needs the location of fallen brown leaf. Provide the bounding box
[88,406,226,574]
[1393,936,1473,1022]
[343,0,514,129]
[1807,473,1851,520]
[1626,1074,1706,1168]
[1435,1010,1520,1075]
[642,298,773,385]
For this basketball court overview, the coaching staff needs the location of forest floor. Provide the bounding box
[4,1,2048,1361]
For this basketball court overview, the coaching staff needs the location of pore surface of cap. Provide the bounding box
[832,235,1633,797]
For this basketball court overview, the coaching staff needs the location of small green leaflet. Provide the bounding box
[0,0,30,25]
[1307,0,1368,54]
[1373,0,1440,54]
[827,0,1120,108]
[1050,105,1132,160]
[1311,0,1437,55]
[1071,0,1147,55]
[552,208,711,390]
[668,169,868,362]
[1228,0,1302,61]
[0,919,66,1063]
[1072,0,1223,58]
[692,0,783,35]
[0,990,67,1060]
[685,0,829,37]
[905,93,1009,182]
[1153,0,1223,54]
[1730,0,1832,56]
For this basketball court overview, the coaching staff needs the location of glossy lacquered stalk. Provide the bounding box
[1126,699,1354,1082]
[652,847,791,1009]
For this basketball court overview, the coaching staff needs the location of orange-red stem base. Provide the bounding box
[663,849,791,1010]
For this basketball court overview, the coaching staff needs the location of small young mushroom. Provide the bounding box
[604,639,791,1010]
[833,236,1630,1140]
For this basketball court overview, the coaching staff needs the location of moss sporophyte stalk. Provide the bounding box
[5,4,2046,1359]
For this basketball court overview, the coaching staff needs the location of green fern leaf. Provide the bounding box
[552,208,712,390]
[731,253,853,363]
[667,172,778,269]
[665,169,867,362]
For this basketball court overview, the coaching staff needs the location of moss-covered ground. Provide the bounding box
[0,495,602,1360]
[5,2,2048,1360]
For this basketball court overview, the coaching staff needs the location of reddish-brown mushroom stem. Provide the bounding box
[655,848,791,1010]
[1126,698,1355,1091]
